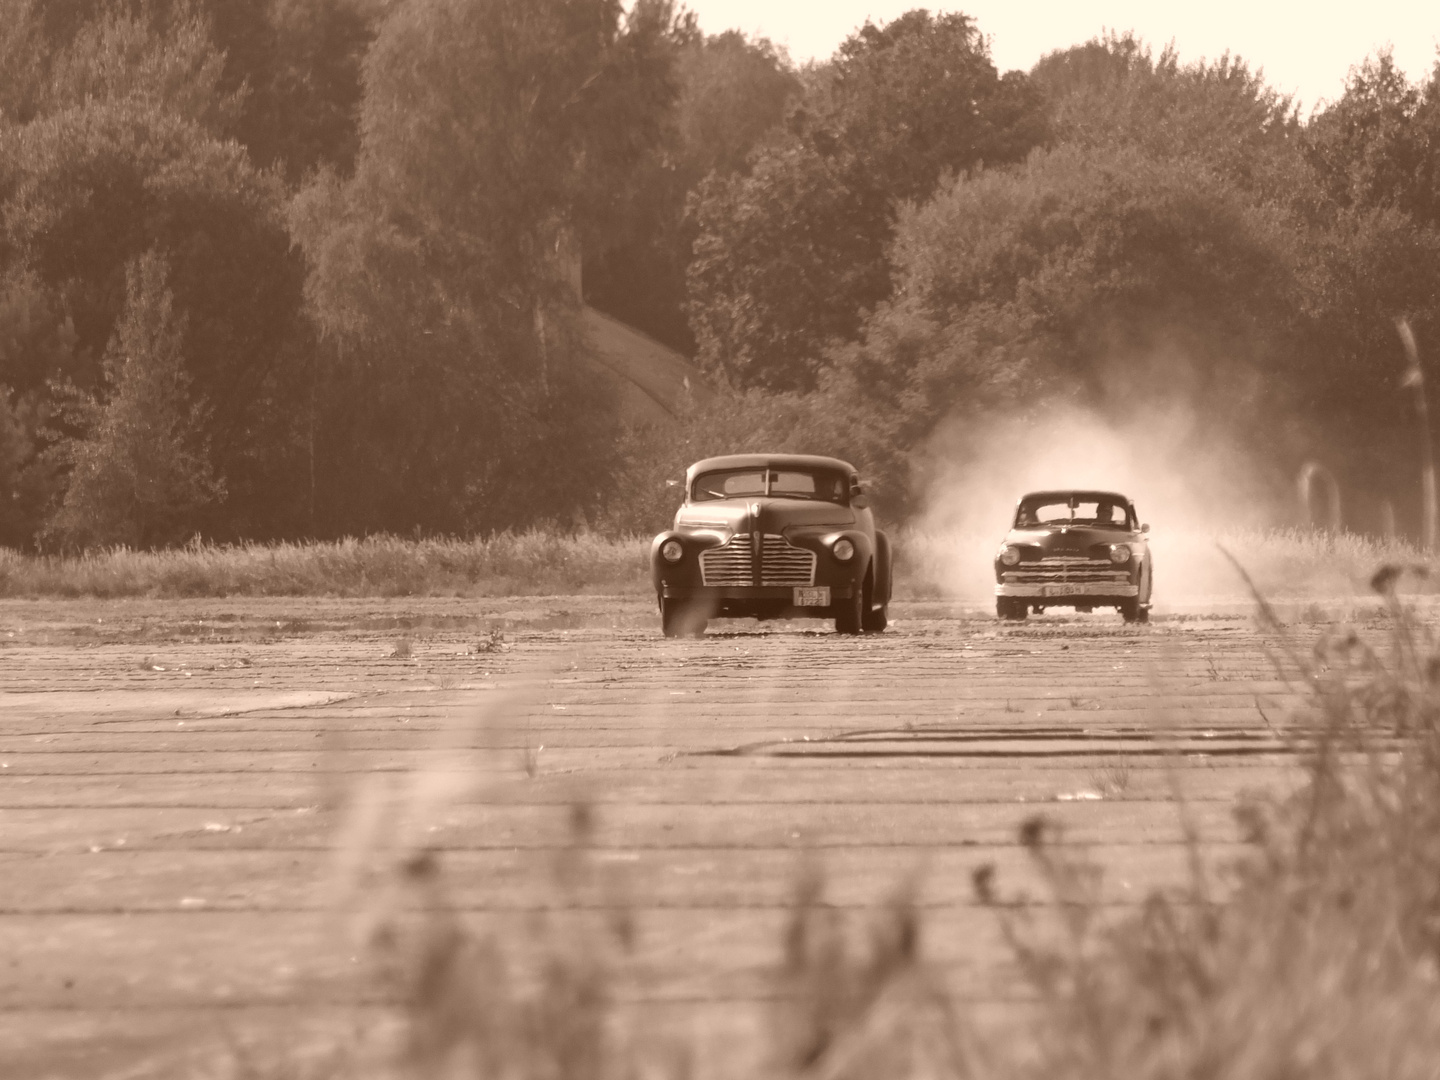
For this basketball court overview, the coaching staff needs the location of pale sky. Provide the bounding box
[682,0,1440,115]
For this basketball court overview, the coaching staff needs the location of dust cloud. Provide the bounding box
[909,402,1291,605]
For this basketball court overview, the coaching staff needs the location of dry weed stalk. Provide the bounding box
[324,670,655,1080]
[973,561,1440,1079]
[772,862,982,1080]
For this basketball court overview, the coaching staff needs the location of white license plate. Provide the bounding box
[1044,584,1087,597]
[793,586,831,607]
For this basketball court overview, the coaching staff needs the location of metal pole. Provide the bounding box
[1398,319,1436,551]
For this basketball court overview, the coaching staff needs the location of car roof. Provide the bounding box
[686,454,857,480]
[1018,490,1134,505]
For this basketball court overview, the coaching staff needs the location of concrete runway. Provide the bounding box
[0,596,1320,1077]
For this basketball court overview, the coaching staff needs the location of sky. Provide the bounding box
[681,0,1440,115]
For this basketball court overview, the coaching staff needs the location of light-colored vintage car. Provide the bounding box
[650,454,892,637]
[994,490,1152,622]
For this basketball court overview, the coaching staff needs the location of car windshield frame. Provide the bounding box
[692,466,849,504]
[1015,493,1135,529]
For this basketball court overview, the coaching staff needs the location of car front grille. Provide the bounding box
[1002,556,1130,585]
[700,534,817,587]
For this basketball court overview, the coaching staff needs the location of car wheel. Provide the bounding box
[835,585,864,635]
[861,573,887,634]
[661,597,707,637]
[1120,597,1148,624]
[997,598,1027,621]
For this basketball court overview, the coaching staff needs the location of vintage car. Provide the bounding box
[994,490,1152,622]
[650,454,892,637]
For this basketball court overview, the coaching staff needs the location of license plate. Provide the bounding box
[793,586,831,607]
[1044,584,1087,597]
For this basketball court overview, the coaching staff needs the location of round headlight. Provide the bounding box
[999,546,1022,566]
[833,538,855,562]
[1109,544,1131,564]
[661,539,684,563]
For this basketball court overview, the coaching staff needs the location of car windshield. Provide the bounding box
[1016,495,1131,528]
[693,467,847,503]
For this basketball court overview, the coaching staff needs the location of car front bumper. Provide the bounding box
[995,583,1139,598]
[660,584,855,600]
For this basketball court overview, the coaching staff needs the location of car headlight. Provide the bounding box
[999,546,1021,566]
[661,539,684,563]
[832,538,855,562]
[1109,544,1131,564]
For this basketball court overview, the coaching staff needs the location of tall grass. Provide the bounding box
[0,532,651,599]
[302,566,1440,1079]
[2,526,1432,600]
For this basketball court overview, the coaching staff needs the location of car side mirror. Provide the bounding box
[1140,522,1150,533]
[851,494,870,509]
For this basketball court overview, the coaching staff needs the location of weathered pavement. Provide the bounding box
[0,596,1322,1077]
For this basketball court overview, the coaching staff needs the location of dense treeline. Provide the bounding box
[0,2,1437,548]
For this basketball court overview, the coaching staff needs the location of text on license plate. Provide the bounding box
[1043,584,1087,597]
[794,586,831,607]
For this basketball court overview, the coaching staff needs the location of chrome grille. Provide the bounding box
[1003,556,1129,585]
[760,534,816,586]
[700,533,754,585]
[700,534,816,587]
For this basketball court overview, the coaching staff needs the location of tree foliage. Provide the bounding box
[811,143,1305,508]
[291,0,683,533]
[687,10,1047,392]
[1031,33,1304,199]
[45,251,222,548]
[584,29,799,351]
[1307,51,1440,227]
[1,4,1438,546]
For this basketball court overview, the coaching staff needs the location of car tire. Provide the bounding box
[661,597,706,637]
[861,573,887,634]
[1120,598,1148,624]
[835,584,864,636]
[997,598,1027,620]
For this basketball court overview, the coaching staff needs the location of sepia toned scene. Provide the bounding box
[3,1,1440,1077]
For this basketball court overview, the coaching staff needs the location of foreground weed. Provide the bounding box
[974,561,1440,1079]
[771,863,981,1080]
[256,559,1440,1080]
[1089,757,1133,798]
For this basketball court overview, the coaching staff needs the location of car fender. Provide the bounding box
[649,530,723,594]
[803,528,872,585]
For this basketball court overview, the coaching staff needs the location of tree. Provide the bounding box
[819,143,1307,509]
[1307,51,1440,227]
[291,0,684,533]
[686,141,891,391]
[226,0,376,181]
[45,251,222,548]
[584,29,799,351]
[1031,33,1304,201]
[803,10,1046,201]
[686,9,1046,391]
[0,0,48,127]
[0,0,307,539]
[40,1,240,132]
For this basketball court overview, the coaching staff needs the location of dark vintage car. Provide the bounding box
[650,454,892,637]
[994,490,1153,623]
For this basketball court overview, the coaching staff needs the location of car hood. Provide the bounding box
[1004,525,1137,553]
[677,498,855,534]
